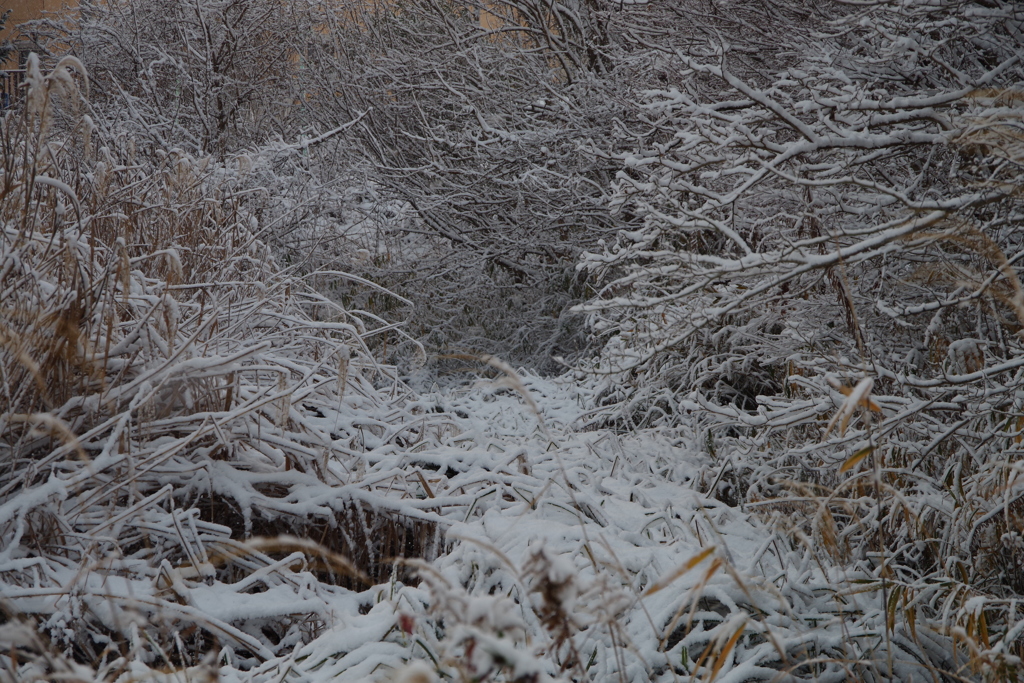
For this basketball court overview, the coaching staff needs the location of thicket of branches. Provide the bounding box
[0,53,455,677]
[3,0,1024,680]
[280,0,642,368]
[580,0,1024,669]
[51,0,647,368]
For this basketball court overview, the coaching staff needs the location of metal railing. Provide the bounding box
[1,69,26,109]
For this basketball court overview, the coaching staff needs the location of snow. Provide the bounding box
[121,374,895,681]
[4,0,1023,679]
[0,365,858,682]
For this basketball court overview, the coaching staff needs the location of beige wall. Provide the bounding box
[2,0,72,69]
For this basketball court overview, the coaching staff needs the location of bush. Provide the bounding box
[0,54,448,674]
[579,0,1024,672]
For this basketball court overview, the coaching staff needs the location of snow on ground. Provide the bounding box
[204,371,845,683]
[1,367,905,683]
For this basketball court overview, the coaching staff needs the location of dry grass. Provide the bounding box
[4,31,1023,683]
[0,55,448,677]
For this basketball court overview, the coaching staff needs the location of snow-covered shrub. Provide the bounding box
[53,0,624,369]
[7,2,1024,681]
[0,54,450,675]
[269,0,661,370]
[579,0,1024,673]
[69,0,325,156]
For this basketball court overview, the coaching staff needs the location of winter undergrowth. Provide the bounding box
[3,2,1024,682]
